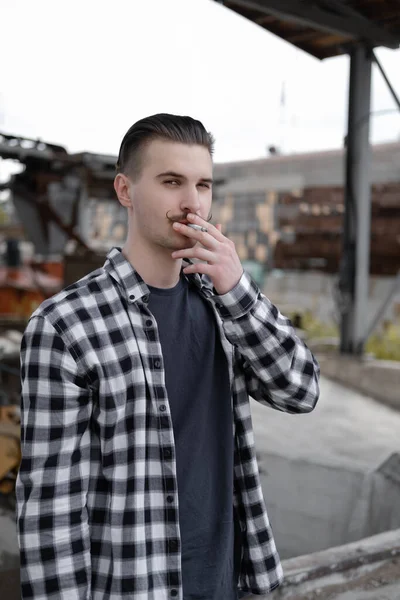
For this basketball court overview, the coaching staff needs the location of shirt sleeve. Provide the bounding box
[210,271,320,414]
[16,315,92,599]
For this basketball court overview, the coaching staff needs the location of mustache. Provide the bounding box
[166,211,213,223]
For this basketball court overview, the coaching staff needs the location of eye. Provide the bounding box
[164,179,180,186]
[198,183,211,189]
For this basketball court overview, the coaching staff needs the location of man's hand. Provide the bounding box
[171,212,243,295]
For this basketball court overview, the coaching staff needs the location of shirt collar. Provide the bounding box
[103,247,212,302]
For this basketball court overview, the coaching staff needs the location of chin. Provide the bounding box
[156,234,195,252]
[170,232,196,250]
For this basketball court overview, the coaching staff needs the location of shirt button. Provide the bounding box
[166,495,174,503]
[163,448,172,459]
[142,295,149,303]
[159,405,166,412]
[154,359,161,368]
[129,294,135,300]
[170,590,178,597]
[169,540,178,551]
[146,319,152,326]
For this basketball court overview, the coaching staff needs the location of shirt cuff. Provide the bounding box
[210,270,260,320]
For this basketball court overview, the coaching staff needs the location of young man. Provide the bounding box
[16,114,320,600]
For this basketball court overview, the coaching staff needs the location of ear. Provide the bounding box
[114,174,132,208]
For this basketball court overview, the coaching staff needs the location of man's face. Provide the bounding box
[119,139,213,252]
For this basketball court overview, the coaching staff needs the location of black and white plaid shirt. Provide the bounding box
[16,247,320,600]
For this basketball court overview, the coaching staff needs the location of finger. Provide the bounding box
[216,224,222,233]
[172,247,216,262]
[186,213,225,241]
[172,222,219,248]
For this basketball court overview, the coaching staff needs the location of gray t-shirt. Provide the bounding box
[147,275,237,599]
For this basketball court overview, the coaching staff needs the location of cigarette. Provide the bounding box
[187,224,208,232]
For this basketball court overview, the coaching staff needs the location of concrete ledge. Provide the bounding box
[267,528,400,599]
[278,528,400,584]
[311,351,400,412]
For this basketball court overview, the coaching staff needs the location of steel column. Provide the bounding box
[339,45,372,355]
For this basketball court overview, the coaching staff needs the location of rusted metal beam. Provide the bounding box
[12,181,90,252]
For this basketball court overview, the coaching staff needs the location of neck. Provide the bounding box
[121,233,182,289]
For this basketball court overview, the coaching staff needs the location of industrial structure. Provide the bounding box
[0,133,400,334]
[0,1,400,356]
[213,141,400,276]
[214,0,400,355]
[0,132,116,321]
[0,4,400,598]
[3,1,397,358]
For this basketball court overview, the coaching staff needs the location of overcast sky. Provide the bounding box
[1,0,400,164]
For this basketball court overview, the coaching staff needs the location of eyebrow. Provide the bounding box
[156,171,213,184]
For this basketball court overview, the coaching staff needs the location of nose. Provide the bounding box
[180,185,201,215]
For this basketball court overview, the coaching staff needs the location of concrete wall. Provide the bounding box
[315,352,400,412]
[258,453,364,559]
[257,451,400,560]
[251,376,400,560]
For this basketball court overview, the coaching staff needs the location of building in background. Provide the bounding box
[0,133,399,317]
[213,141,400,276]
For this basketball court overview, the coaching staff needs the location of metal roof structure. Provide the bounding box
[215,0,400,355]
[220,0,400,59]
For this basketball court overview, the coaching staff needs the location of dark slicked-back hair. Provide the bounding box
[116,113,215,179]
